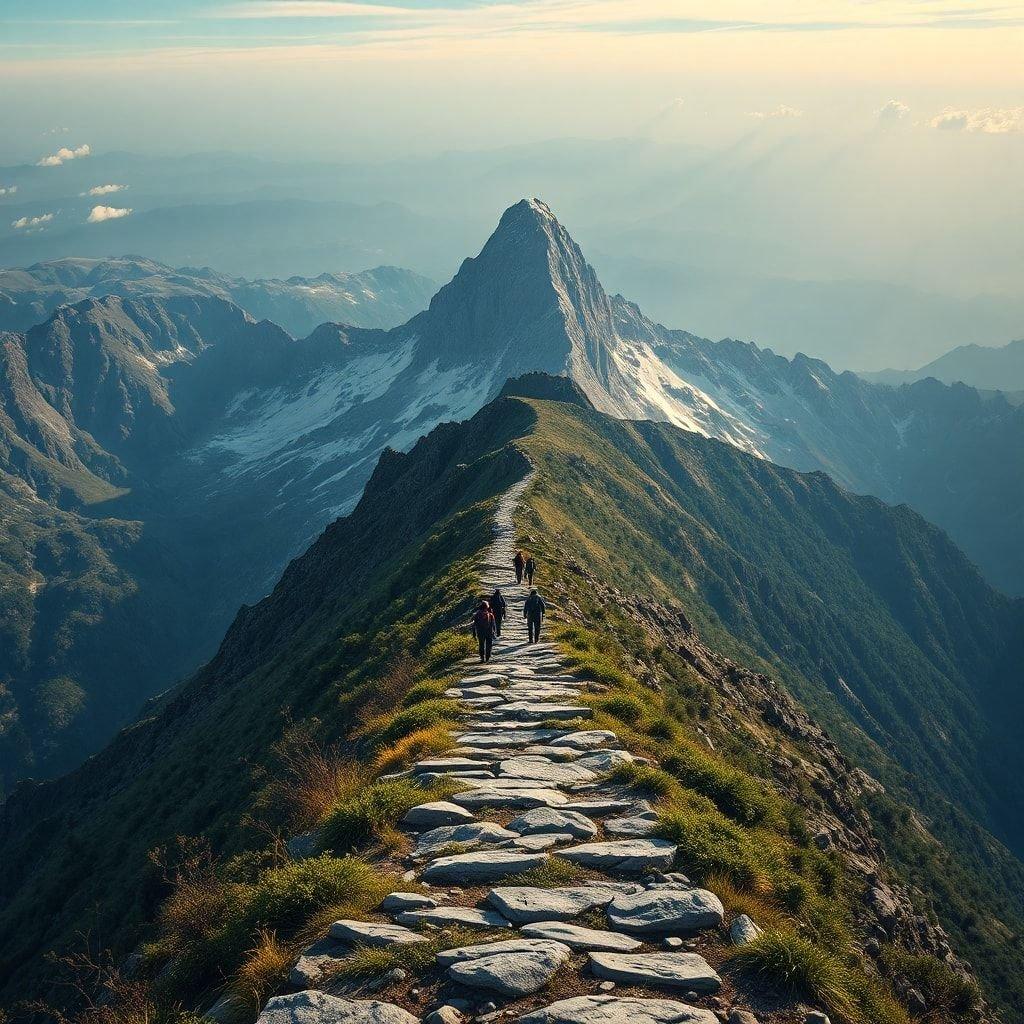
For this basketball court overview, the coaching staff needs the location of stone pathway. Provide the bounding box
[267,474,766,1024]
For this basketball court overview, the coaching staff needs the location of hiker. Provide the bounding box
[513,550,526,585]
[490,588,507,637]
[472,600,497,663]
[523,587,546,645]
[525,555,537,586]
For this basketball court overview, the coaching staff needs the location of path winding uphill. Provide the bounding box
[261,476,778,1024]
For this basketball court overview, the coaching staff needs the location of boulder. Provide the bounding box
[521,922,642,952]
[606,888,724,934]
[556,839,677,874]
[402,802,475,830]
[256,992,417,1024]
[437,938,568,968]
[286,831,321,860]
[516,995,719,1024]
[728,915,762,946]
[507,807,598,839]
[587,952,721,993]
[414,822,519,856]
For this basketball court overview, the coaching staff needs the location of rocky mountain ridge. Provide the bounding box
[0,255,436,337]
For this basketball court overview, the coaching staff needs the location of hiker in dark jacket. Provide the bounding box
[525,555,537,586]
[490,588,507,637]
[523,588,546,644]
[513,550,526,585]
[472,600,497,662]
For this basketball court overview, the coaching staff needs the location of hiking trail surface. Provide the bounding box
[260,473,811,1024]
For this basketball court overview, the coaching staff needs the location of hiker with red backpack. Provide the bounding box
[472,600,497,663]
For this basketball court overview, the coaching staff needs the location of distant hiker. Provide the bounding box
[513,550,526,585]
[472,600,497,663]
[525,555,537,586]
[524,588,546,644]
[491,588,507,637]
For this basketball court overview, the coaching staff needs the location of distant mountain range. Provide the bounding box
[859,337,1024,393]
[0,255,435,336]
[1,198,1021,792]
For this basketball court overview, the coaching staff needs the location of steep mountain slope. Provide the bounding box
[1,383,1020,1022]
[0,256,436,337]
[860,338,1024,392]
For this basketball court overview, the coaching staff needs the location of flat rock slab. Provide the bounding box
[328,920,426,946]
[396,906,512,929]
[515,995,719,1024]
[487,884,642,924]
[556,840,676,874]
[457,730,564,747]
[521,921,642,952]
[513,833,572,851]
[257,992,417,1024]
[379,892,438,913]
[448,945,570,997]
[575,750,637,773]
[606,889,725,934]
[562,800,637,816]
[588,952,721,993]
[288,937,348,987]
[549,731,620,751]
[508,807,598,839]
[603,816,656,837]
[504,704,594,722]
[421,849,549,883]
[498,758,597,786]
[402,802,476,830]
[415,821,519,856]
[454,788,569,810]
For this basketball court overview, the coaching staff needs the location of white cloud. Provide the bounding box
[931,107,1024,133]
[749,104,803,120]
[878,99,910,123]
[11,213,54,230]
[0,185,17,197]
[87,204,133,223]
[81,183,128,196]
[37,143,91,167]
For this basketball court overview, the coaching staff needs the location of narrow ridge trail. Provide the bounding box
[264,475,766,1024]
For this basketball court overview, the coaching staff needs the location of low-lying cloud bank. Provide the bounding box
[37,144,91,167]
